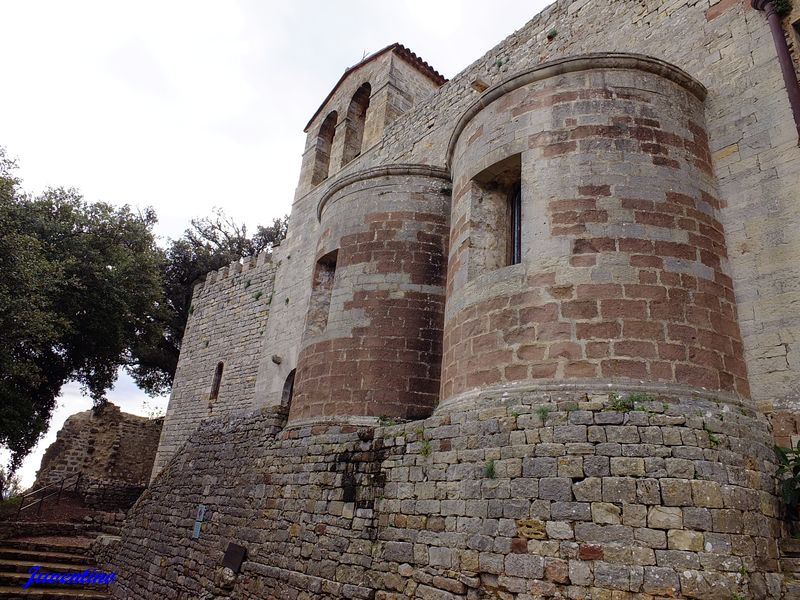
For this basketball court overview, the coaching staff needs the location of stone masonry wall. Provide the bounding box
[290,169,451,424]
[442,60,748,404]
[131,0,800,597]
[111,387,783,599]
[151,252,277,478]
[249,0,800,425]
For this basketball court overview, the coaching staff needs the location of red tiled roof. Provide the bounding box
[303,43,447,133]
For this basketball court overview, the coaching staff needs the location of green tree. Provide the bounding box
[0,148,164,471]
[127,209,288,396]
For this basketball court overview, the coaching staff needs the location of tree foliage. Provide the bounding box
[0,147,288,471]
[128,209,288,396]
[0,148,163,470]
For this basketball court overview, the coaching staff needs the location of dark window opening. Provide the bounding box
[509,182,522,265]
[793,20,800,53]
[311,111,338,186]
[306,250,338,335]
[342,83,371,166]
[210,361,224,402]
[281,369,296,410]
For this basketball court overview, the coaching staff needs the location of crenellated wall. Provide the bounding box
[151,252,276,478]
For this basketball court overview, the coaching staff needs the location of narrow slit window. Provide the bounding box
[509,182,522,265]
[210,361,224,402]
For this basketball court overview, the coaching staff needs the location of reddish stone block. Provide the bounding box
[577,322,621,340]
[650,361,674,380]
[537,323,573,341]
[578,543,604,560]
[548,342,583,360]
[655,241,696,261]
[550,198,597,211]
[675,364,719,388]
[578,184,611,197]
[520,303,560,324]
[561,300,599,319]
[601,359,648,378]
[547,285,575,300]
[564,361,598,377]
[630,255,663,268]
[600,299,647,319]
[517,344,547,361]
[658,343,687,361]
[505,364,529,380]
[586,341,610,358]
[623,320,664,340]
[531,363,558,378]
[619,238,655,253]
[570,255,596,267]
[624,284,667,301]
[635,211,675,228]
[613,340,656,358]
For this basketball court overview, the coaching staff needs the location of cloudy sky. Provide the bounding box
[1,0,550,488]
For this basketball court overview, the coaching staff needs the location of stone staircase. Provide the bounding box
[781,538,800,598]
[0,538,109,599]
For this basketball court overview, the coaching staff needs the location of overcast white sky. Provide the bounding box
[0,0,550,488]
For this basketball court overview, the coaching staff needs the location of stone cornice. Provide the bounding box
[316,164,450,221]
[446,53,708,170]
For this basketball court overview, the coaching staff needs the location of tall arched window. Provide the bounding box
[311,111,338,186]
[341,83,371,166]
[209,361,224,402]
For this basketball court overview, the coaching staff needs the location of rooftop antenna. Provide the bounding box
[361,50,368,60]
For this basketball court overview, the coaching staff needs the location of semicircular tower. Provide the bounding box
[442,54,748,407]
[288,166,451,426]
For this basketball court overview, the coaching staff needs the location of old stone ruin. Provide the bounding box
[102,1,800,598]
[34,403,162,511]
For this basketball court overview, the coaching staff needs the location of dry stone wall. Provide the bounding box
[112,388,783,599]
[34,403,162,510]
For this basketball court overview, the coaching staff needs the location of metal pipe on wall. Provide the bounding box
[752,0,800,144]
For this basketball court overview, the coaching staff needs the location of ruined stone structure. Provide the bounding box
[34,403,162,510]
[110,1,800,598]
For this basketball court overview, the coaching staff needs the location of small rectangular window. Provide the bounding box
[469,154,522,279]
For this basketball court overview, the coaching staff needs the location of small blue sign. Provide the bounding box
[192,504,206,539]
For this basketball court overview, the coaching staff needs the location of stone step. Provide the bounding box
[0,552,85,568]
[0,560,100,576]
[780,556,800,573]
[780,537,800,556]
[783,577,800,598]
[0,543,86,558]
[0,584,108,599]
